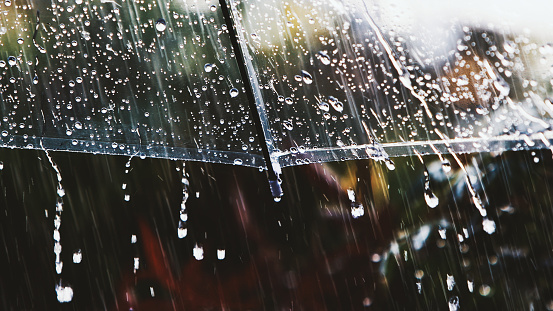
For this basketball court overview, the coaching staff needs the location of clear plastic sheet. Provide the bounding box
[1,0,553,169]
[0,0,264,167]
[234,0,553,167]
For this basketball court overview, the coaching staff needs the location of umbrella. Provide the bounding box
[1,0,553,308]
[1,0,553,199]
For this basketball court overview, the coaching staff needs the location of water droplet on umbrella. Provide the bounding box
[318,51,331,65]
[7,56,16,66]
[155,18,167,32]
[442,159,452,173]
[301,70,313,84]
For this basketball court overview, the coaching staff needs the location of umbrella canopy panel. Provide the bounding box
[233,0,553,167]
[0,0,265,167]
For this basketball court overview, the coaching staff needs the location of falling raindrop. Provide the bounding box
[482,218,496,234]
[55,284,73,303]
[424,168,439,208]
[177,162,189,239]
[448,296,460,311]
[217,249,226,260]
[73,250,82,264]
[155,18,167,32]
[447,274,455,291]
[193,244,204,260]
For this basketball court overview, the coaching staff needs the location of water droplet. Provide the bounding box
[442,159,452,173]
[285,97,293,105]
[229,88,239,97]
[209,4,217,11]
[17,38,23,44]
[447,274,455,291]
[204,63,213,72]
[301,70,313,84]
[4,0,11,6]
[479,284,491,296]
[274,197,282,202]
[482,218,496,234]
[282,120,293,131]
[7,56,16,66]
[448,296,459,311]
[384,158,395,170]
[424,169,439,208]
[217,249,225,260]
[124,194,130,201]
[233,158,243,165]
[177,227,187,239]
[55,284,73,303]
[467,280,474,292]
[155,18,167,32]
[351,203,364,218]
[318,51,331,65]
[318,101,329,112]
[73,250,82,263]
[0,161,3,170]
[328,96,343,112]
[193,244,204,260]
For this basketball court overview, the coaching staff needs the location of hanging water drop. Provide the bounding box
[442,159,452,173]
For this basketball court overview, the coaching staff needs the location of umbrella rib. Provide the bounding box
[218,0,282,197]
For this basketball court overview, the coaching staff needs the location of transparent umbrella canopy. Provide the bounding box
[2,0,553,188]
